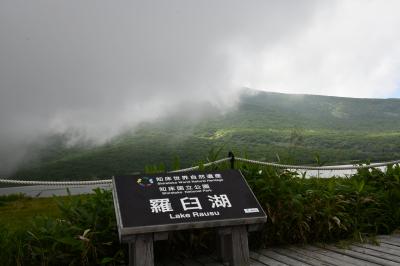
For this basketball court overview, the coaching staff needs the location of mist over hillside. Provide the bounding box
[2,1,400,180]
[10,90,400,180]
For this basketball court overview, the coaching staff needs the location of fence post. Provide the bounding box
[228,151,235,169]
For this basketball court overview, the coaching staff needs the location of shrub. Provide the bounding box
[0,189,124,266]
[243,163,400,246]
[0,162,399,264]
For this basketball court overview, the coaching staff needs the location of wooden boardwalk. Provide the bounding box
[158,234,400,266]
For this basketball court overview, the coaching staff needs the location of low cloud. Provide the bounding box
[230,0,400,98]
[0,0,400,174]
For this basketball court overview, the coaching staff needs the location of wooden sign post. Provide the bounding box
[112,169,267,266]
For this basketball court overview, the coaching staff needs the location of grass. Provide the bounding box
[0,194,88,231]
[0,189,123,265]
[0,197,59,231]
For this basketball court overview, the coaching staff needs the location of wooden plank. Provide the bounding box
[230,225,250,266]
[388,235,400,241]
[258,250,312,266]
[287,247,357,266]
[378,242,400,252]
[303,246,380,266]
[324,246,399,266]
[378,235,400,245]
[378,234,400,239]
[378,238,400,247]
[352,243,400,258]
[348,245,400,263]
[250,258,269,266]
[271,247,334,266]
[216,232,232,263]
[129,234,154,266]
[250,251,289,266]
[160,234,400,266]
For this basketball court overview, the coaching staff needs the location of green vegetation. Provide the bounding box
[12,90,400,180]
[1,160,399,265]
[0,190,123,265]
[244,163,400,245]
[0,194,60,231]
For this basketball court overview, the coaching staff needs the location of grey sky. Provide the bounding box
[1,0,400,174]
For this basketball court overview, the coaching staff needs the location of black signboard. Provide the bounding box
[112,169,267,240]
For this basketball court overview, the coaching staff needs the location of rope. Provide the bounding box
[0,158,231,185]
[0,179,113,186]
[235,157,400,171]
[168,157,231,173]
[1,156,399,186]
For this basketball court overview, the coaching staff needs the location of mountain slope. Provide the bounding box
[13,90,400,180]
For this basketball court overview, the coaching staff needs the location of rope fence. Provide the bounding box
[234,157,400,171]
[1,156,399,186]
[168,157,231,173]
[0,158,231,186]
[0,179,113,186]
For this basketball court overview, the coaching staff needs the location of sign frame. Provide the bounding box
[112,169,267,242]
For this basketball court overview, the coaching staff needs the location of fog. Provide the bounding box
[1,0,400,174]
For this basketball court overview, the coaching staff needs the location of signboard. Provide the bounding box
[112,169,267,240]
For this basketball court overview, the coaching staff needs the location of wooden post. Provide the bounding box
[217,228,233,263]
[228,151,235,169]
[218,225,250,266]
[129,234,154,266]
[230,226,249,266]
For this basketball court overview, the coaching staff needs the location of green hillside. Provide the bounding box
[13,90,400,180]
